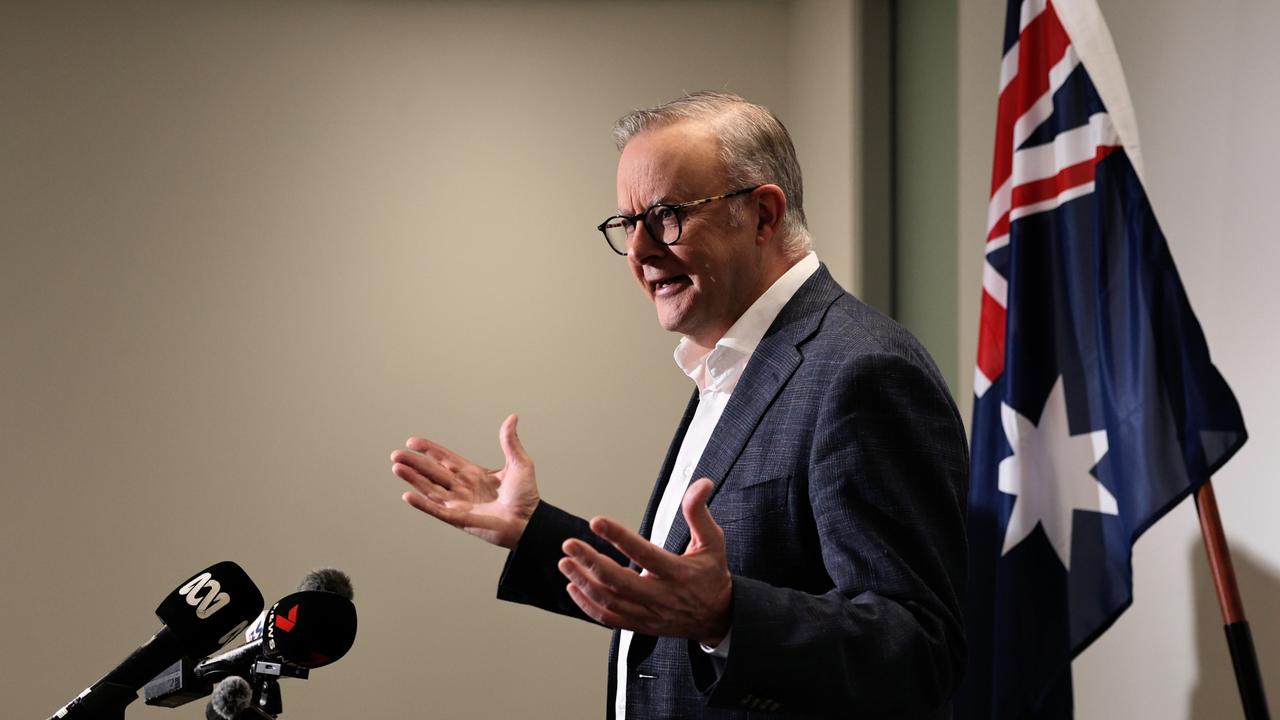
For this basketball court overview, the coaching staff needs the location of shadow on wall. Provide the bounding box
[1189,540,1278,719]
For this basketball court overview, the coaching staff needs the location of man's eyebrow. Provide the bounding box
[617,194,668,215]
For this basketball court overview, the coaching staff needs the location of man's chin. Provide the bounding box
[655,304,693,336]
[656,313,684,334]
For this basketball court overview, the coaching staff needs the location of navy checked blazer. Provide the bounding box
[497,265,969,718]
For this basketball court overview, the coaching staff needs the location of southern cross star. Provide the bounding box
[998,375,1117,570]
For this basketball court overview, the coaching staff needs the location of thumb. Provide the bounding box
[499,413,531,468]
[682,478,723,552]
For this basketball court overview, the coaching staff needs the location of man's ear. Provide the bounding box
[753,184,788,247]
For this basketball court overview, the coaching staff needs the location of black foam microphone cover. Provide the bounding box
[297,567,354,600]
[206,676,253,719]
[202,676,276,719]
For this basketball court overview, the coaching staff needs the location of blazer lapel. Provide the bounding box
[623,266,843,671]
[660,265,843,555]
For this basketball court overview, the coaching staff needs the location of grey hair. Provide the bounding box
[612,91,812,257]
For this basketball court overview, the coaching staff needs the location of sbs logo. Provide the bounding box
[178,571,232,619]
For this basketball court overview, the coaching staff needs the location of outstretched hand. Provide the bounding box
[557,478,733,646]
[391,414,540,549]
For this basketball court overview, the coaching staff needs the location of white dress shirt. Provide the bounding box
[615,252,819,719]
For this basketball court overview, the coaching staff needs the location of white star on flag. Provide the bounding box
[998,375,1117,570]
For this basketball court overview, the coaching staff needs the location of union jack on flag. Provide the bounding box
[958,0,1247,717]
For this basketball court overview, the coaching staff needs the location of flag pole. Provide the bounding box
[1193,480,1270,720]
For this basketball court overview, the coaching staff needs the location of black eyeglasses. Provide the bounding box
[595,185,761,256]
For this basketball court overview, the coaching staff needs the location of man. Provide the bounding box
[390,92,968,718]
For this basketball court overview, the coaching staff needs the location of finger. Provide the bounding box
[402,489,463,524]
[390,452,456,490]
[401,490,510,536]
[391,461,456,500]
[561,575,650,631]
[682,478,725,552]
[561,539,650,597]
[405,435,469,468]
[390,450,457,490]
[557,557,653,620]
[587,516,682,577]
[565,581,621,628]
[498,414,531,470]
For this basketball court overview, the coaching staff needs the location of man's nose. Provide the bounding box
[627,220,665,263]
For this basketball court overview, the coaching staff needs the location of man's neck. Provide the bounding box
[683,252,808,351]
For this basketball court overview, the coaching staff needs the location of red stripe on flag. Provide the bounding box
[1010,144,1121,213]
[989,4,1073,197]
[989,212,1010,243]
[977,290,1007,383]
[991,89,1019,196]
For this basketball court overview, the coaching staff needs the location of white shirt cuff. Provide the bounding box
[698,627,732,658]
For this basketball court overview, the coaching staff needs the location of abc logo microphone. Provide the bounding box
[145,568,358,712]
[48,561,264,720]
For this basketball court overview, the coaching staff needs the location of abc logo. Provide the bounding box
[178,571,232,620]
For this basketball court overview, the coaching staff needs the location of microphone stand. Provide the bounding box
[49,681,139,720]
[253,676,283,717]
[249,658,309,716]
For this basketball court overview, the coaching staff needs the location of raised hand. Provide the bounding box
[557,478,733,646]
[391,414,540,549]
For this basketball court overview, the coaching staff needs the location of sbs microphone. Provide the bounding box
[49,561,264,720]
[195,588,358,680]
[244,567,355,644]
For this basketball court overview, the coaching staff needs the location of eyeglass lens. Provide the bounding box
[602,206,680,254]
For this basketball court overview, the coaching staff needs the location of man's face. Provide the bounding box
[616,121,765,348]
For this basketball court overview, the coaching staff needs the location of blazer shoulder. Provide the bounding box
[768,264,955,400]
[810,291,946,378]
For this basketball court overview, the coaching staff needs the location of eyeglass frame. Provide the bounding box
[595,185,763,256]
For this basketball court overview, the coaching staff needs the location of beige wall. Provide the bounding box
[0,1,855,717]
[956,1,1280,716]
[11,1,1274,717]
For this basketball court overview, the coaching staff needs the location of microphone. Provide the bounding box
[48,561,264,720]
[298,567,354,599]
[244,567,355,643]
[204,677,273,720]
[144,568,357,709]
[196,588,357,679]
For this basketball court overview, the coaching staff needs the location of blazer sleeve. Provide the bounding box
[495,499,630,624]
[691,350,970,718]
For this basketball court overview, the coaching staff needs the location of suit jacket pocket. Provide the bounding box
[709,474,791,526]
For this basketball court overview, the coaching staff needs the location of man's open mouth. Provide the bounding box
[652,275,691,295]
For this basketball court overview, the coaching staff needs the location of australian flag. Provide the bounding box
[957,0,1248,717]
